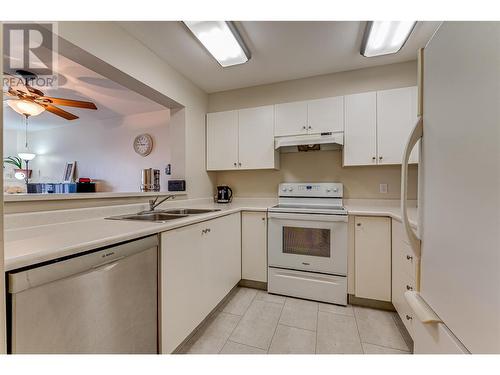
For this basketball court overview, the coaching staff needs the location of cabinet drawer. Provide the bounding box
[268,267,347,305]
[392,268,416,338]
[392,219,419,280]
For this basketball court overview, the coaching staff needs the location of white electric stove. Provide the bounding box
[267,182,348,305]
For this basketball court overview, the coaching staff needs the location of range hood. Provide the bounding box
[274,131,344,152]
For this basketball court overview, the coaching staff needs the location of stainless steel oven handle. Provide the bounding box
[267,212,348,222]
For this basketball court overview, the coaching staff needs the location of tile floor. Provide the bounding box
[180,287,412,355]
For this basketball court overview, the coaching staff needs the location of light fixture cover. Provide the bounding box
[361,21,417,57]
[183,21,251,67]
[18,152,36,161]
[7,99,45,117]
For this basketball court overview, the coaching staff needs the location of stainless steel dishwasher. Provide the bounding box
[7,235,159,354]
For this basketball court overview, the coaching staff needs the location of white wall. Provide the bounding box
[25,109,172,192]
[56,22,214,198]
[3,129,22,182]
[3,129,19,157]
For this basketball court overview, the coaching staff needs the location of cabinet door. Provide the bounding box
[275,101,308,137]
[344,92,377,166]
[202,213,241,312]
[377,86,419,165]
[391,219,419,338]
[354,216,391,301]
[238,106,277,170]
[242,211,267,282]
[161,224,204,353]
[307,96,344,134]
[206,111,239,170]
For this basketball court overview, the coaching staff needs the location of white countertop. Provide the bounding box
[4,191,186,202]
[4,198,417,272]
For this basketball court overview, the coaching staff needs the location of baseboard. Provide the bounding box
[239,279,267,290]
[172,283,240,354]
[348,294,396,311]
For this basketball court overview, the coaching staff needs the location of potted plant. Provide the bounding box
[3,156,32,179]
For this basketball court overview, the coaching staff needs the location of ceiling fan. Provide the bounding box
[3,69,97,120]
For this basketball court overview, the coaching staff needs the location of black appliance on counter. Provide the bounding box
[216,185,233,203]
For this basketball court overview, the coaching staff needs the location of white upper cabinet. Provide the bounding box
[307,96,344,134]
[344,92,377,166]
[275,97,344,137]
[274,101,308,136]
[343,86,419,166]
[377,86,419,164]
[238,106,276,170]
[206,111,239,170]
[206,107,279,171]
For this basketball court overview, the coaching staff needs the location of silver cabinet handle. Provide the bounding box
[407,255,413,261]
[406,314,413,321]
[406,285,413,291]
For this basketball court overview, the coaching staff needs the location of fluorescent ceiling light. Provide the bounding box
[183,21,251,67]
[361,21,417,57]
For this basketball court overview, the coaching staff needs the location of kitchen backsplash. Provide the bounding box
[216,150,418,200]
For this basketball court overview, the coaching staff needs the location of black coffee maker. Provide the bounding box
[216,185,233,203]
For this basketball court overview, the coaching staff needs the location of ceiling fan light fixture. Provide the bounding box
[183,21,251,67]
[7,99,45,117]
[361,21,417,57]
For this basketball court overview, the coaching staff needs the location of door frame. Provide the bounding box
[0,22,7,354]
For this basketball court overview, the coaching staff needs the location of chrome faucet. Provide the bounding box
[149,195,175,211]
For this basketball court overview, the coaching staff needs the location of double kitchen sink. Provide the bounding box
[106,208,221,223]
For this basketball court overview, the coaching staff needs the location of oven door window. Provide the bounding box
[282,226,330,257]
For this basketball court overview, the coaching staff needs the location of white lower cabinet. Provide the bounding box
[161,213,241,353]
[391,219,419,338]
[354,216,391,302]
[241,211,267,283]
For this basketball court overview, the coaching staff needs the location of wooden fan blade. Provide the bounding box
[3,72,29,94]
[42,97,97,109]
[44,104,79,120]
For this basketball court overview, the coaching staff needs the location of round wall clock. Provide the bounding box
[133,133,154,156]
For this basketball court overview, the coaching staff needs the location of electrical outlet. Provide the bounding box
[379,183,388,194]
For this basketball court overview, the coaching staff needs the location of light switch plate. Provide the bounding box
[379,183,388,194]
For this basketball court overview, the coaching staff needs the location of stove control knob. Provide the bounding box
[326,188,331,192]
[333,188,339,193]
[288,187,293,192]
[282,187,287,192]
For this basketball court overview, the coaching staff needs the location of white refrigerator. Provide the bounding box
[400,21,500,354]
